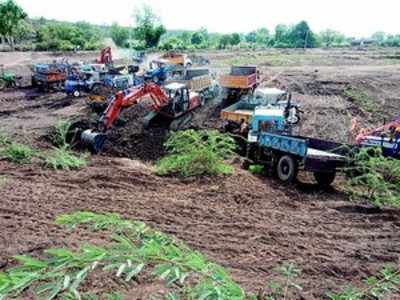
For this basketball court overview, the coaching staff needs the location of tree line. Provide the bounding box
[1,0,400,52]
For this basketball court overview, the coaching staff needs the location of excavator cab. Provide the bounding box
[164,82,191,114]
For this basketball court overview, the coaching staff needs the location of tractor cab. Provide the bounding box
[164,82,201,114]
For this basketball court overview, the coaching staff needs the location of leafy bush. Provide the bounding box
[156,130,236,177]
[345,148,400,207]
[0,142,35,164]
[0,212,245,300]
[45,146,87,170]
[327,265,400,300]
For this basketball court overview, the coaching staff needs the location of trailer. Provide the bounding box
[219,66,258,101]
[160,52,192,67]
[167,68,218,104]
[31,63,68,91]
[243,106,349,187]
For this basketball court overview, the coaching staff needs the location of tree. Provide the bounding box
[288,21,318,48]
[230,33,241,46]
[133,5,166,48]
[245,31,257,43]
[320,29,346,47]
[255,28,270,46]
[110,22,130,47]
[219,34,231,49]
[0,0,27,50]
[371,31,386,46]
[274,24,290,47]
[191,31,204,45]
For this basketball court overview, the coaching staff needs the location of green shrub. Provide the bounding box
[0,143,35,164]
[345,148,400,207]
[156,130,236,177]
[249,164,265,174]
[0,132,11,146]
[45,146,87,170]
[53,120,74,148]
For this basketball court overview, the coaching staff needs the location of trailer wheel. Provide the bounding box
[314,171,336,187]
[276,155,298,183]
[73,90,81,97]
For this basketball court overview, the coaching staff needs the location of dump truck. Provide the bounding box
[167,68,218,104]
[160,52,192,67]
[219,66,258,101]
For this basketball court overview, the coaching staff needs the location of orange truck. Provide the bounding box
[219,66,258,101]
[159,52,192,67]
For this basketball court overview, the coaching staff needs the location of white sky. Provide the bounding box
[15,0,400,37]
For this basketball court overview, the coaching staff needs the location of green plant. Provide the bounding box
[249,164,265,175]
[345,148,400,207]
[343,87,379,113]
[53,120,75,148]
[156,130,236,177]
[0,132,11,146]
[327,265,400,300]
[45,146,87,170]
[0,142,35,164]
[0,212,245,300]
[263,263,302,300]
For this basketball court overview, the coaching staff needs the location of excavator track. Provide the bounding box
[169,112,194,131]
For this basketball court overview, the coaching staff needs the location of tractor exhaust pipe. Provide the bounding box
[81,129,107,153]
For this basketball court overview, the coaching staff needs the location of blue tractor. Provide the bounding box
[144,59,171,84]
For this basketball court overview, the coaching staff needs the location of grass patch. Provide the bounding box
[345,148,400,208]
[0,142,35,164]
[343,87,379,113]
[45,146,88,170]
[156,130,236,177]
[0,132,11,146]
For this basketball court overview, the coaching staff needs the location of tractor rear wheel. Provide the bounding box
[0,79,6,91]
[276,155,298,183]
[314,171,336,187]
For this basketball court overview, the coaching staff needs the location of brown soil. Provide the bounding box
[0,48,400,299]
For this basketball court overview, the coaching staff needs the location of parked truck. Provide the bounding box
[219,66,258,101]
[160,52,192,68]
[167,68,219,104]
[31,63,69,91]
[239,104,349,187]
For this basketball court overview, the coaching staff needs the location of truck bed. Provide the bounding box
[257,133,349,172]
[219,66,257,89]
[221,101,257,123]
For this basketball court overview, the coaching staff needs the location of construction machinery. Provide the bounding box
[353,115,400,158]
[144,59,170,84]
[0,65,22,90]
[31,62,69,91]
[219,66,259,102]
[98,47,113,65]
[220,88,298,136]
[160,52,192,68]
[166,68,219,104]
[242,103,348,187]
[81,82,203,153]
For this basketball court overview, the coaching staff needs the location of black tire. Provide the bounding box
[276,155,298,183]
[314,171,336,187]
[0,79,6,91]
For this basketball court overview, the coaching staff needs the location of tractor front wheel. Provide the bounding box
[276,155,298,183]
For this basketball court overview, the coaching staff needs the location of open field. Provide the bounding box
[0,48,400,299]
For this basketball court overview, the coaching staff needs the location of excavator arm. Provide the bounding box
[354,115,400,144]
[100,83,170,131]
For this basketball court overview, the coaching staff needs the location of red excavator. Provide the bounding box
[81,82,202,152]
[98,47,113,65]
[352,115,400,158]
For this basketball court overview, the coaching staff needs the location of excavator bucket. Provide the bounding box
[81,129,107,153]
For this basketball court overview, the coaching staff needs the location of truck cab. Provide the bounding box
[145,59,170,84]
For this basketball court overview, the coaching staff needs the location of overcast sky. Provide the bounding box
[15,0,400,37]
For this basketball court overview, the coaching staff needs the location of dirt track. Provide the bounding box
[0,48,400,298]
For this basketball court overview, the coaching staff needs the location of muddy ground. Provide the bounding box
[0,48,399,299]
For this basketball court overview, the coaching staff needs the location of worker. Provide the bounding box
[239,118,249,137]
